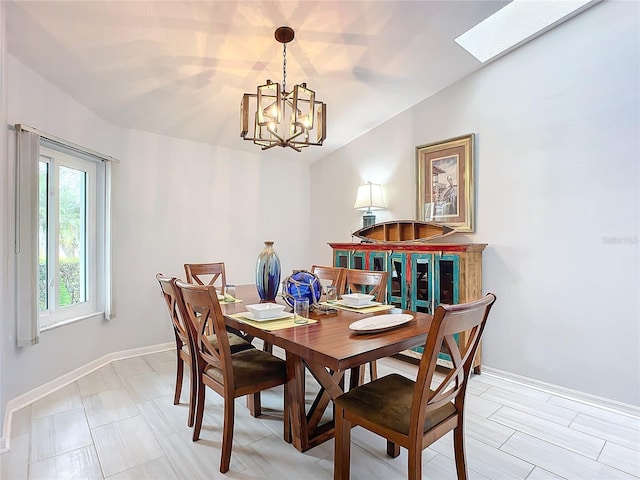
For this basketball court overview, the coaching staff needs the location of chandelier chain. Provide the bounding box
[282,43,287,94]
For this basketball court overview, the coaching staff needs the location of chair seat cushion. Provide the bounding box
[204,348,286,390]
[335,373,456,435]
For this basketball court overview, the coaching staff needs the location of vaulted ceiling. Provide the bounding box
[6,1,511,162]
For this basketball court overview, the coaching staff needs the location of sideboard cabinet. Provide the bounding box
[330,242,486,372]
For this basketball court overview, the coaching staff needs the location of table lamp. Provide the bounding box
[353,182,385,228]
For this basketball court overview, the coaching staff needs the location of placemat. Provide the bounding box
[318,301,395,314]
[229,313,317,331]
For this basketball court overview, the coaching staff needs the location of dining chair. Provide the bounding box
[344,268,389,301]
[311,264,346,294]
[155,274,254,427]
[333,293,497,480]
[344,268,390,382]
[184,262,228,294]
[184,261,254,341]
[175,280,288,474]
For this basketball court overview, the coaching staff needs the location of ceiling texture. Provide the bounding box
[5,0,511,163]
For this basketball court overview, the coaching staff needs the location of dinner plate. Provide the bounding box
[336,300,383,309]
[240,311,294,322]
[349,313,413,334]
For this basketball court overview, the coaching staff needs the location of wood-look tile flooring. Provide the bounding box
[1,347,638,479]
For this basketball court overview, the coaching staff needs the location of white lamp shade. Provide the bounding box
[353,182,385,210]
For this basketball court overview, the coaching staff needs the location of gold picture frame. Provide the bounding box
[416,133,475,232]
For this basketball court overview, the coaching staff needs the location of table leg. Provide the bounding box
[286,353,309,452]
[349,366,361,390]
[284,356,352,452]
[306,369,344,433]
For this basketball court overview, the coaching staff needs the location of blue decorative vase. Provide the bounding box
[256,241,281,302]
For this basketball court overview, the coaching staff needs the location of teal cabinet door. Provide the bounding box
[334,250,350,268]
[387,252,406,308]
[434,254,459,306]
[370,251,387,272]
[350,251,366,269]
[410,253,433,314]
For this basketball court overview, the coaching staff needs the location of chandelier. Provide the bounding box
[240,27,326,152]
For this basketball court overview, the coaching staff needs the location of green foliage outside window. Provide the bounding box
[39,258,81,310]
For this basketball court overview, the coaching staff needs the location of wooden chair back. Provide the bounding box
[311,265,346,293]
[175,280,287,473]
[175,281,233,389]
[344,269,389,302]
[156,274,191,349]
[155,273,197,425]
[184,262,227,294]
[333,293,497,480]
[414,293,496,436]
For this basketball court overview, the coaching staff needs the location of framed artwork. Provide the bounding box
[416,133,475,232]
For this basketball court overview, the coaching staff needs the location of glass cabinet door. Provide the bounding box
[350,251,366,270]
[370,251,387,272]
[334,250,350,268]
[410,254,432,313]
[434,254,460,367]
[434,254,459,306]
[387,253,406,308]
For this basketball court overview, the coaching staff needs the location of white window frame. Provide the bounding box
[15,124,114,346]
[39,146,98,330]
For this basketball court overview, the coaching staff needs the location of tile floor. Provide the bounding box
[1,346,638,479]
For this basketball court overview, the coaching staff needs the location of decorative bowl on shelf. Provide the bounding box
[245,303,286,319]
[341,293,375,306]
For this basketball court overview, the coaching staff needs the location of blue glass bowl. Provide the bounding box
[283,271,322,308]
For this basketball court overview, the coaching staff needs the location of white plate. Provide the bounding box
[349,313,413,334]
[240,311,294,322]
[336,300,383,309]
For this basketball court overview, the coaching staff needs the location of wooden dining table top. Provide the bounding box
[222,284,433,371]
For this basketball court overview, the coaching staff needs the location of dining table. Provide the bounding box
[221,284,433,452]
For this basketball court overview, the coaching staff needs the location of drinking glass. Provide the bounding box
[225,284,237,302]
[325,285,338,303]
[294,298,309,324]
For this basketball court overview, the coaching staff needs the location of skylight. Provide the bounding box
[455,0,598,63]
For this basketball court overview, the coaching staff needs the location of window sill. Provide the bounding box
[40,311,105,333]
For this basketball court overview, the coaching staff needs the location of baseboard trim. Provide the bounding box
[483,366,640,418]
[0,342,174,453]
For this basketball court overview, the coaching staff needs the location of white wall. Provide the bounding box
[1,55,310,432]
[311,1,640,405]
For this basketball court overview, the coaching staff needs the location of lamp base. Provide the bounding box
[362,212,376,228]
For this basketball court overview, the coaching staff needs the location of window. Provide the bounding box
[455,0,597,63]
[38,147,98,329]
[15,124,113,345]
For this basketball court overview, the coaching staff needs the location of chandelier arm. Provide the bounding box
[267,128,284,143]
[287,130,307,142]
